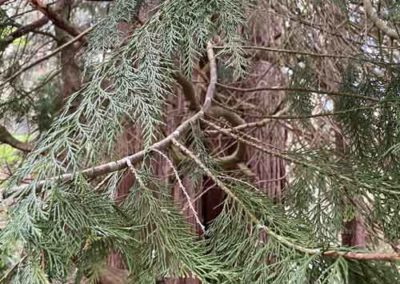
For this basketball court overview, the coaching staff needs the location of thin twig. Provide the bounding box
[216,83,380,102]
[207,103,384,133]
[0,25,96,88]
[214,45,400,66]
[125,159,145,188]
[152,149,205,233]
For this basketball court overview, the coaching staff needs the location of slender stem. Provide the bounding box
[0,25,96,88]
[152,149,205,233]
[207,103,384,133]
[217,83,380,102]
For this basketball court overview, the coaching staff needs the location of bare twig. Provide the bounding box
[217,83,380,102]
[0,25,95,88]
[30,0,84,39]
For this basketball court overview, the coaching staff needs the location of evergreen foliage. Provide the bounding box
[1,0,400,283]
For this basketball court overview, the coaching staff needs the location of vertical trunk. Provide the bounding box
[342,217,367,247]
[54,0,82,102]
[244,3,287,200]
[336,132,366,248]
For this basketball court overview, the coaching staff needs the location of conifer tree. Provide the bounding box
[1,0,400,283]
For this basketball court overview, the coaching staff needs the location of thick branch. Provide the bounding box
[174,73,246,168]
[363,0,400,39]
[7,42,217,194]
[1,17,49,48]
[0,125,32,152]
[30,0,84,40]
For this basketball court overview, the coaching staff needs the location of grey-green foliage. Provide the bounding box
[0,0,251,282]
[2,0,400,283]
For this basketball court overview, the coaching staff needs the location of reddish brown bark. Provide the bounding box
[342,217,367,247]
[53,0,82,102]
[243,5,287,201]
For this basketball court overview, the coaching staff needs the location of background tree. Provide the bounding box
[1,0,400,283]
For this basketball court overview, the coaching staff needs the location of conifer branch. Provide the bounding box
[215,45,400,66]
[215,45,357,59]
[203,118,400,196]
[152,149,205,233]
[7,42,217,195]
[172,131,400,262]
[206,103,385,133]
